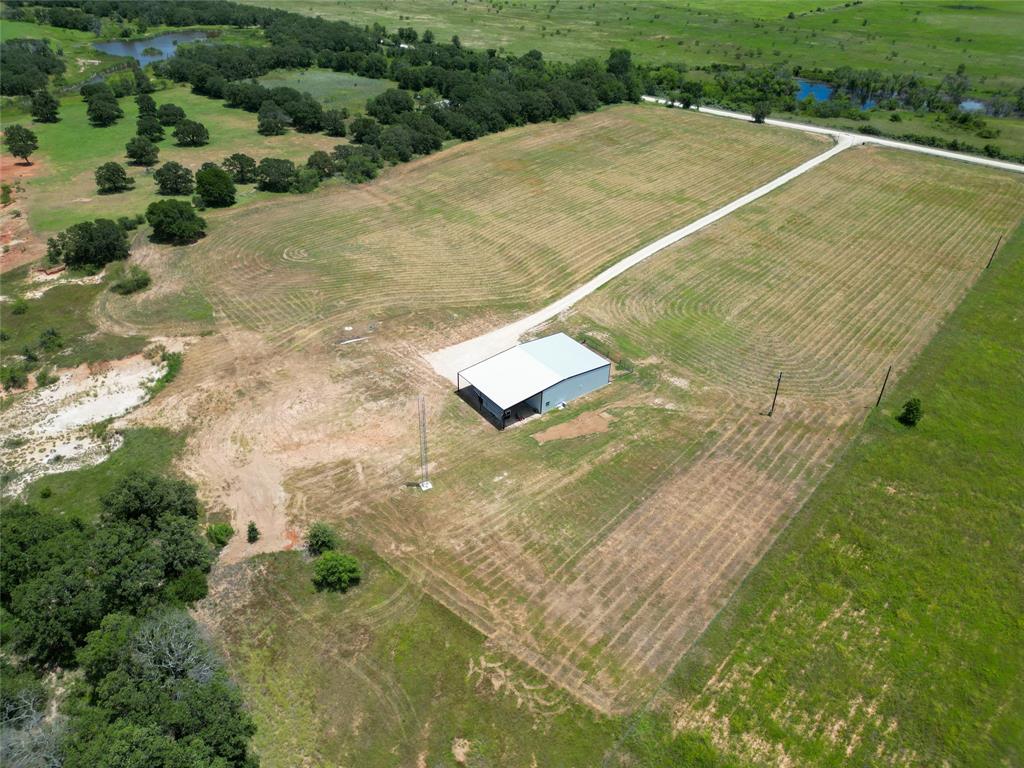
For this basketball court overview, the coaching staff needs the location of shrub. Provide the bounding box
[206,523,234,548]
[1,184,11,205]
[1,365,29,390]
[897,397,922,427]
[95,161,134,194]
[166,567,209,603]
[306,150,335,179]
[145,200,206,244]
[35,367,57,388]
[46,218,129,268]
[38,328,63,352]
[11,298,28,315]
[322,108,347,137]
[312,551,361,592]
[246,521,259,543]
[291,166,320,193]
[305,522,338,555]
[109,264,151,295]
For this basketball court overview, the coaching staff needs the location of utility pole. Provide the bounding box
[418,395,432,491]
[985,234,1003,269]
[768,372,782,417]
[875,365,892,408]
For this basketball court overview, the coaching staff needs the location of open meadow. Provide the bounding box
[250,0,1024,94]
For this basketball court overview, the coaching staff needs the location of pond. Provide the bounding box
[93,29,210,66]
[795,78,877,110]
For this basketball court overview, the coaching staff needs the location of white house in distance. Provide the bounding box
[456,333,611,429]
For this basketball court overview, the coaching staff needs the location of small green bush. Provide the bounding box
[1,184,12,205]
[1,365,29,390]
[247,521,260,543]
[11,298,28,315]
[312,551,361,592]
[305,521,338,555]
[109,265,152,295]
[166,567,209,604]
[35,367,57,388]
[897,397,923,427]
[206,522,234,548]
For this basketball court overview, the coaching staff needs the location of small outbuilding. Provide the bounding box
[457,333,611,429]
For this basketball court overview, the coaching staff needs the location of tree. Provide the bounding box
[379,124,414,162]
[246,522,259,543]
[342,154,378,183]
[136,113,165,142]
[322,108,347,137]
[30,90,60,123]
[125,135,159,166]
[135,92,157,115]
[897,397,923,427]
[45,219,129,268]
[366,89,415,124]
[223,153,257,184]
[752,101,770,123]
[86,96,123,127]
[153,161,194,195]
[146,200,206,244]
[257,100,289,135]
[256,158,296,192]
[291,166,320,193]
[306,150,335,179]
[101,472,200,524]
[312,552,361,592]
[173,119,209,147]
[350,115,381,145]
[305,522,338,555]
[3,125,38,163]
[156,103,186,126]
[95,162,134,194]
[195,165,236,207]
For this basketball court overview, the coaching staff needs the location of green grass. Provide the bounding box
[21,427,186,521]
[0,19,123,87]
[0,269,148,369]
[214,548,617,767]
[247,0,1024,94]
[5,84,340,235]
[662,224,1024,766]
[256,68,396,114]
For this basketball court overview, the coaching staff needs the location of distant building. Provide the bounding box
[457,333,611,429]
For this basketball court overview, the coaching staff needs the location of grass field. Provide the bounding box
[346,145,1021,713]
[165,104,825,346]
[256,68,396,114]
[248,0,1024,94]
[201,549,618,767]
[4,85,341,235]
[654,222,1024,767]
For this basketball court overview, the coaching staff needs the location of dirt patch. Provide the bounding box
[451,738,471,764]
[0,352,165,494]
[533,410,612,444]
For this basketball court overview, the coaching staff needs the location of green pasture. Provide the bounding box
[21,427,186,521]
[661,224,1024,765]
[257,68,396,114]
[248,0,1024,94]
[215,548,617,767]
[4,85,340,234]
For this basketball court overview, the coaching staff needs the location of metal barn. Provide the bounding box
[456,333,611,429]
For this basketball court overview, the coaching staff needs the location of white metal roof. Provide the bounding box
[458,333,610,410]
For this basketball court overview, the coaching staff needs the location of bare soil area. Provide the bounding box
[533,410,612,444]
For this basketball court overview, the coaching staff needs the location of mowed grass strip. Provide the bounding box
[180,104,826,345]
[663,224,1024,766]
[256,68,396,114]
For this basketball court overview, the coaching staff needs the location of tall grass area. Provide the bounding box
[663,225,1024,765]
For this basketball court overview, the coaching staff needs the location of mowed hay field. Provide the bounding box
[351,146,1023,714]
[163,104,826,348]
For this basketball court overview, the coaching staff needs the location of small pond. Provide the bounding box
[93,29,209,66]
[795,78,876,110]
